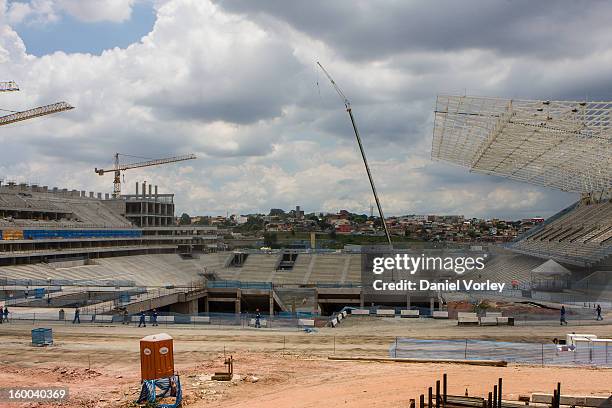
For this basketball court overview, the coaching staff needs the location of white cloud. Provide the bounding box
[5,0,136,25]
[58,0,135,23]
[0,0,594,219]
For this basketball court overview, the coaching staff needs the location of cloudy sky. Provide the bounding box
[1,0,609,219]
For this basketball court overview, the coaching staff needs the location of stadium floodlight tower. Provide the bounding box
[317,62,392,246]
[432,95,612,197]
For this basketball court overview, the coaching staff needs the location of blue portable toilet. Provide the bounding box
[32,328,53,346]
[34,288,46,299]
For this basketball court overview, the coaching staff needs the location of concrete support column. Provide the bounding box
[359,289,365,308]
[235,289,241,315]
[406,294,411,309]
[269,291,274,316]
[430,297,435,314]
[314,289,319,314]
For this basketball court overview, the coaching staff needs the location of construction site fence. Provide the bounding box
[390,338,612,368]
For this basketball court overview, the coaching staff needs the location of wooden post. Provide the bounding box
[498,378,502,408]
[556,383,561,408]
[493,385,497,408]
[428,387,433,408]
[436,380,441,408]
[420,394,425,408]
[443,373,447,406]
[488,392,492,408]
[410,399,416,408]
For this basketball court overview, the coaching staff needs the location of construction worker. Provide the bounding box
[122,308,129,325]
[560,305,567,326]
[2,306,8,323]
[596,304,603,321]
[255,309,261,328]
[152,309,159,326]
[0,306,3,324]
[72,308,81,324]
[138,310,146,327]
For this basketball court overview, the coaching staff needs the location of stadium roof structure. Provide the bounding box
[432,95,612,193]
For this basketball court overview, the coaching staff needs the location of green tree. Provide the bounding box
[179,213,191,225]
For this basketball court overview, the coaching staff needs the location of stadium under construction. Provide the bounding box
[0,95,610,322]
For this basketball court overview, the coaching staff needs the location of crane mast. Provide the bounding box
[317,62,392,247]
[95,153,197,197]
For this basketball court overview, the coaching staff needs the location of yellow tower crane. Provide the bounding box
[95,153,197,197]
[0,81,74,126]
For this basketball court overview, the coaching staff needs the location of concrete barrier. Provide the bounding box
[400,309,419,318]
[298,319,315,327]
[458,317,480,326]
[190,316,210,324]
[80,314,114,323]
[432,311,449,319]
[157,316,174,323]
[457,312,477,319]
[249,318,267,327]
[479,316,497,326]
[330,317,338,327]
[531,393,611,407]
[350,309,370,315]
[496,317,509,325]
[376,309,395,316]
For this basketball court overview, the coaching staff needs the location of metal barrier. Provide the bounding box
[390,338,612,367]
[6,311,320,330]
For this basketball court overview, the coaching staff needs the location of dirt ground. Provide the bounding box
[0,318,611,408]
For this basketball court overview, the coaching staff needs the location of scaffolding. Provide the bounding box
[432,95,612,193]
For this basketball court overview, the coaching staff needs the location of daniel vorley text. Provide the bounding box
[372,279,506,293]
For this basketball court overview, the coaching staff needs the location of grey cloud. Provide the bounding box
[215,0,612,61]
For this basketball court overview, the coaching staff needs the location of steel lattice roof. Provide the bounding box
[432,95,612,193]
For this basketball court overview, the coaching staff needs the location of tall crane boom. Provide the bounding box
[0,102,74,127]
[317,62,392,247]
[0,81,19,92]
[1,80,73,127]
[95,153,197,197]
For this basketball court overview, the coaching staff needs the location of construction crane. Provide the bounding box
[95,153,197,197]
[0,81,19,92]
[0,81,74,127]
[317,62,392,247]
